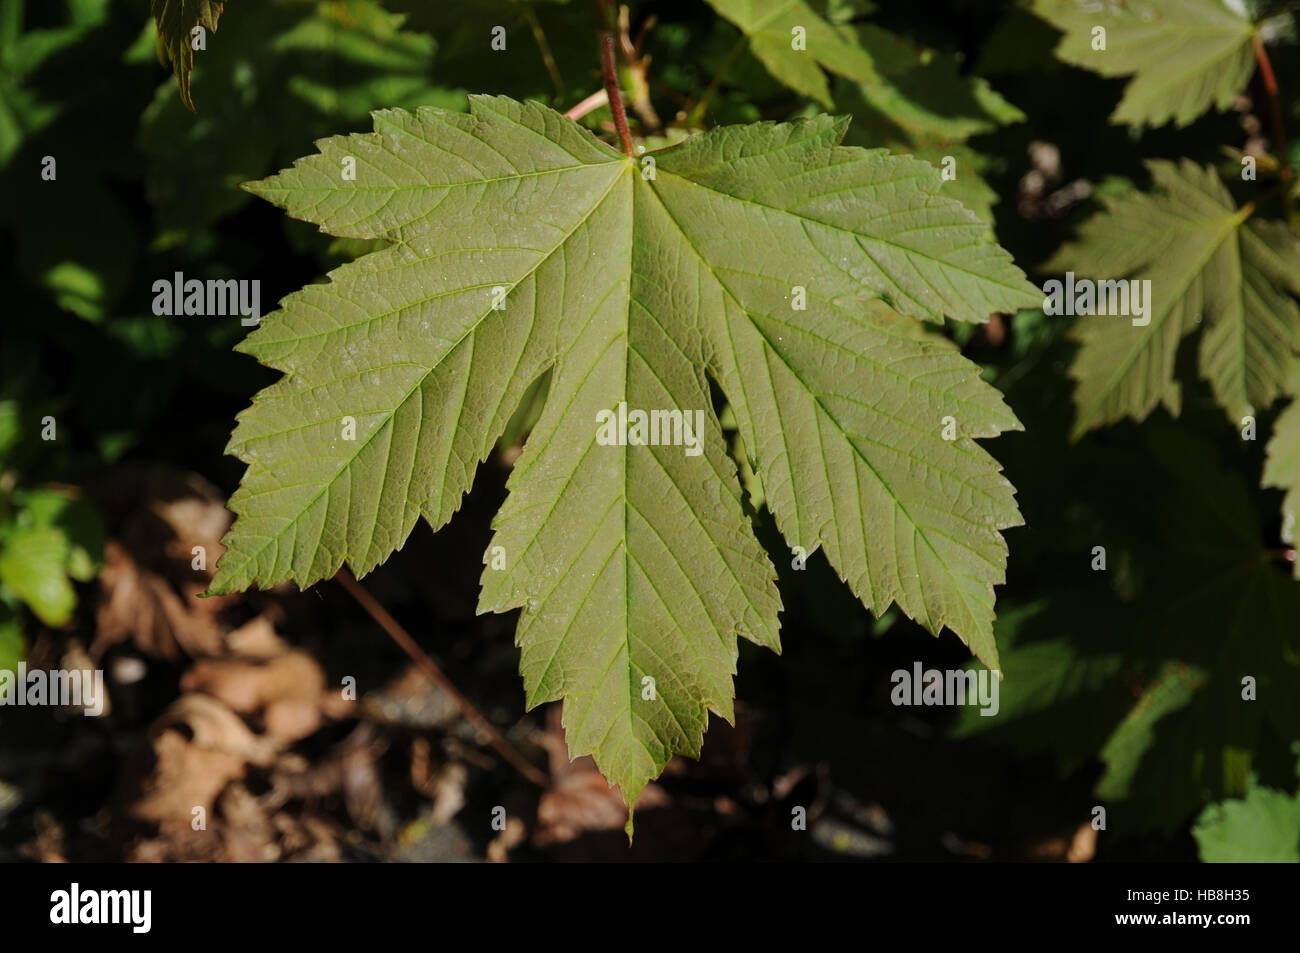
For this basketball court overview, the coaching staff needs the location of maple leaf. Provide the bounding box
[0,0,110,166]
[0,489,103,628]
[0,607,19,673]
[829,22,1024,230]
[839,26,1025,142]
[151,0,226,111]
[1263,366,1300,577]
[209,96,1037,816]
[705,0,881,106]
[954,423,1300,832]
[138,0,458,234]
[1194,771,1300,862]
[1032,0,1258,129]
[1046,160,1300,438]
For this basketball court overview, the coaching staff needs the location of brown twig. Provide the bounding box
[632,13,656,57]
[1253,35,1289,177]
[1253,33,1294,224]
[601,31,634,156]
[334,568,549,788]
[617,5,662,134]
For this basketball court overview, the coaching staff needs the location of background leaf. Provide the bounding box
[1047,160,1300,437]
[1194,771,1300,861]
[151,0,227,110]
[1033,0,1258,129]
[704,0,881,106]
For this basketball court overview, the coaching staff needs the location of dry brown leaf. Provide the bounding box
[59,640,109,717]
[93,468,236,660]
[487,816,527,862]
[125,696,265,840]
[95,538,229,660]
[1068,821,1098,863]
[217,783,280,862]
[359,662,459,729]
[430,763,467,826]
[180,649,327,742]
[224,616,290,658]
[533,704,668,847]
[20,809,67,863]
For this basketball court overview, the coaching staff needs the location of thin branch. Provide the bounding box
[524,6,565,98]
[618,5,662,133]
[632,13,656,56]
[565,88,608,120]
[1253,33,1294,224]
[335,568,549,788]
[682,35,745,126]
[601,31,634,156]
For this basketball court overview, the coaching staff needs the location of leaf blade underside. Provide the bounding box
[212,95,1037,811]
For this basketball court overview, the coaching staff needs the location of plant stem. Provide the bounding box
[602,31,634,156]
[564,89,609,121]
[617,5,662,134]
[525,7,565,97]
[1253,33,1295,225]
[335,568,549,788]
[684,35,745,126]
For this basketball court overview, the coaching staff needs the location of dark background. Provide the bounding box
[1,0,1298,862]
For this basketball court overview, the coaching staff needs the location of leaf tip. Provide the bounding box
[240,179,271,200]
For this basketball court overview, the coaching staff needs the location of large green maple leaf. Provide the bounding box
[1032,0,1258,129]
[209,96,1037,813]
[1048,160,1300,438]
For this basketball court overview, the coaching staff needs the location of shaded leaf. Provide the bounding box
[1047,160,1300,438]
[705,0,881,106]
[1032,0,1257,129]
[842,26,1024,141]
[151,0,226,110]
[1262,365,1300,576]
[139,0,460,235]
[955,420,1300,832]
[0,605,23,672]
[0,0,110,166]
